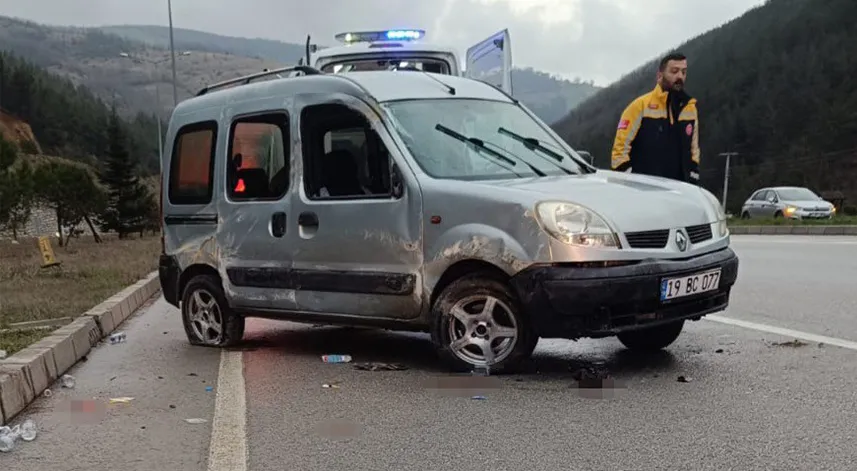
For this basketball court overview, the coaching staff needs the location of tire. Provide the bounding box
[741,211,750,219]
[616,320,684,352]
[430,273,538,374]
[181,274,245,348]
[774,211,783,219]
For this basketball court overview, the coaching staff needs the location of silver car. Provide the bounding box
[158,67,740,373]
[740,186,835,220]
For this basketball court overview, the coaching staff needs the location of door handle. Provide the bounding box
[271,212,287,238]
[298,212,319,227]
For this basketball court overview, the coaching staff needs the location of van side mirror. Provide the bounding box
[391,163,405,198]
[767,196,777,203]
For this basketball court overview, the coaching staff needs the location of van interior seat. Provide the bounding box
[321,149,363,196]
[234,168,270,198]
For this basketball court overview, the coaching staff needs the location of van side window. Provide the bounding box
[751,190,767,201]
[169,121,218,205]
[300,104,392,199]
[227,114,290,201]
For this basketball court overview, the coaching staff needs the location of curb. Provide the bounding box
[0,270,160,425]
[728,225,857,236]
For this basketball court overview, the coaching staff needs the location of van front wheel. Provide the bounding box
[181,275,245,348]
[430,274,537,374]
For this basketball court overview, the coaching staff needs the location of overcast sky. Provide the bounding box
[0,0,764,85]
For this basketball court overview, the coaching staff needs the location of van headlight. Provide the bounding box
[699,188,728,237]
[535,201,621,248]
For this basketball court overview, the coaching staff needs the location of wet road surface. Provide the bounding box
[4,235,857,471]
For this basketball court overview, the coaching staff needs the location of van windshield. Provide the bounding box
[321,58,451,74]
[382,99,586,181]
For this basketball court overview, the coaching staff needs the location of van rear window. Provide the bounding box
[168,121,218,205]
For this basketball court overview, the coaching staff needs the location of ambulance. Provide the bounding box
[301,28,513,94]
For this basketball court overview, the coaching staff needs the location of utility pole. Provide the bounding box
[167,0,179,107]
[719,152,739,209]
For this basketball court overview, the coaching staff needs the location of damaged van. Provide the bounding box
[158,66,739,373]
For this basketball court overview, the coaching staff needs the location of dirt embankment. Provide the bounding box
[0,110,42,153]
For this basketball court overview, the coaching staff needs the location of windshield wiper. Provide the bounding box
[435,124,546,177]
[434,124,545,177]
[497,127,593,174]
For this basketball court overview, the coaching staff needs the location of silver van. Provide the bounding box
[158,67,740,373]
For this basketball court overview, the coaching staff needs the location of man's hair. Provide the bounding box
[659,52,687,71]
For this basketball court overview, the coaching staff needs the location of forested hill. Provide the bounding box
[552,0,857,211]
[0,51,161,174]
[100,24,601,123]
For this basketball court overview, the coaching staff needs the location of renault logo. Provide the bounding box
[675,229,688,252]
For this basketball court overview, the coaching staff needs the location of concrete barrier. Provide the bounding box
[0,271,160,425]
[729,225,857,236]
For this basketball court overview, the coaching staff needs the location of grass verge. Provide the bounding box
[728,215,857,226]
[0,234,160,355]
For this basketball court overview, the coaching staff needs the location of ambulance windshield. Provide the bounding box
[320,58,451,74]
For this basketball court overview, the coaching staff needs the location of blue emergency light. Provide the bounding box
[335,29,425,44]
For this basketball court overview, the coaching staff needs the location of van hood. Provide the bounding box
[473,170,719,233]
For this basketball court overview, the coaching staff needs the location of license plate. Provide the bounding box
[660,268,721,301]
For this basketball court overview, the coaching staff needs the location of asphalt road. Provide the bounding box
[4,235,857,471]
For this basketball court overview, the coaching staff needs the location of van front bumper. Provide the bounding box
[509,247,739,339]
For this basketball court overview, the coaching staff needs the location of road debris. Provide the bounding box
[471,395,487,400]
[0,350,7,360]
[109,332,127,344]
[352,362,408,371]
[205,386,214,392]
[322,383,341,389]
[772,339,808,348]
[0,420,38,453]
[61,374,76,389]
[43,389,52,397]
[185,418,207,425]
[677,375,692,383]
[321,354,352,363]
[109,397,134,404]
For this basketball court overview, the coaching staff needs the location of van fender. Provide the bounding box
[424,223,537,289]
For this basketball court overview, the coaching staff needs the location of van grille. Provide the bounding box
[624,229,670,249]
[686,224,713,244]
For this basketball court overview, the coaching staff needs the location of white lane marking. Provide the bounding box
[207,350,247,471]
[705,315,857,351]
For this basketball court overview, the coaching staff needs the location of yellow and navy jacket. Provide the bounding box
[610,84,700,183]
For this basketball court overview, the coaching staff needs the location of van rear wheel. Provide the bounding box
[181,275,245,348]
[430,273,537,374]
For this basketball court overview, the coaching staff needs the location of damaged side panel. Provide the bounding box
[279,92,425,320]
[423,187,552,294]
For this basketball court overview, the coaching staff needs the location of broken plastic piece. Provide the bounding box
[109,397,134,404]
[677,375,692,383]
[472,365,491,376]
[471,395,487,400]
[321,354,352,363]
[109,332,127,344]
[0,427,15,452]
[352,362,407,371]
[185,418,207,424]
[206,386,214,392]
[322,383,341,389]
[61,374,76,389]
[20,420,37,442]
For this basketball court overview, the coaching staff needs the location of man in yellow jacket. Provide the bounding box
[611,52,700,184]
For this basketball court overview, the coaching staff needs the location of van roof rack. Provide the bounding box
[195,65,323,97]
